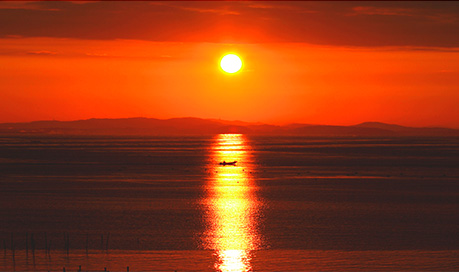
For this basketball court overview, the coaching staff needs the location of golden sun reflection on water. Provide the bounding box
[204,134,261,272]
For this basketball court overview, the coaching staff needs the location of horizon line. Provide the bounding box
[1,116,458,130]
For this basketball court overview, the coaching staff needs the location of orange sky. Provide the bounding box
[0,1,458,127]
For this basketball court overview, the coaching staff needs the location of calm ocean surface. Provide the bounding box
[0,135,458,271]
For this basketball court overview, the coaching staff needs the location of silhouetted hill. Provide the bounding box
[355,122,459,136]
[0,117,252,135]
[354,122,408,131]
[0,118,458,136]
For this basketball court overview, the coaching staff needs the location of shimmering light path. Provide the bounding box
[203,134,262,271]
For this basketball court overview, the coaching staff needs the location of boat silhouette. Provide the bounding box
[219,160,237,166]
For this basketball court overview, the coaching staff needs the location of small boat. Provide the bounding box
[219,160,237,166]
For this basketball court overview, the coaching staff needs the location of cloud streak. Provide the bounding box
[0,1,457,47]
[27,50,58,56]
[350,6,416,17]
[0,1,59,11]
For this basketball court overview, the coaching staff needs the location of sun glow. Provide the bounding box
[220,54,243,73]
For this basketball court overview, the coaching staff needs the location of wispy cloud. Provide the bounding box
[179,6,239,16]
[0,1,59,11]
[245,2,317,14]
[27,50,58,56]
[0,2,457,48]
[150,2,239,16]
[67,1,98,4]
[426,13,458,24]
[350,6,415,17]
[349,6,458,24]
[84,51,175,60]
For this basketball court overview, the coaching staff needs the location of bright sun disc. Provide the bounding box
[220,54,242,74]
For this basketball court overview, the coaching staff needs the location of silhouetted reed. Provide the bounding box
[86,233,89,255]
[106,233,110,251]
[31,233,35,256]
[66,232,70,254]
[101,234,104,250]
[10,232,15,262]
[25,232,28,256]
[47,239,52,256]
[45,232,48,254]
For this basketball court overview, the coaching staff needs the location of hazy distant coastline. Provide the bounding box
[0,117,458,136]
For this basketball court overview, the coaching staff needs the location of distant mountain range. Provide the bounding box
[0,118,458,136]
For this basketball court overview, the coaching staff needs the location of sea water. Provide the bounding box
[0,135,458,271]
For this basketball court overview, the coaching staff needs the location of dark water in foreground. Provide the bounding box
[0,135,458,271]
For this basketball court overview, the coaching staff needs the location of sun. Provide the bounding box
[220,54,243,74]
